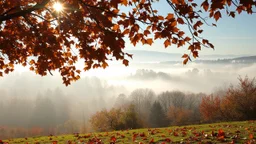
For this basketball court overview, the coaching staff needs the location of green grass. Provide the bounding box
[2,121,256,144]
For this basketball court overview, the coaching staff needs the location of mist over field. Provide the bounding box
[0,50,256,138]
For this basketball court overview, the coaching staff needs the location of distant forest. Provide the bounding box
[0,76,255,139]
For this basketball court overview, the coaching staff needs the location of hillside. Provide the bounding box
[161,55,256,64]
[2,121,255,144]
[125,50,242,63]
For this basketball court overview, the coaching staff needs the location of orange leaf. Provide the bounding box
[146,38,153,45]
[214,11,221,21]
[201,0,209,11]
[30,67,34,71]
[143,30,151,36]
[184,37,191,41]
[158,16,164,20]
[177,18,185,24]
[102,62,109,69]
[182,54,188,58]
[178,31,185,37]
[236,6,244,14]
[122,29,130,35]
[166,13,174,20]
[202,39,208,44]
[188,45,194,51]
[193,51,198,58]
[123,59,129,66]
[183,57,189,65]
[172,38,178,44]
[121,0,128,6]
[164,39,171,48]
[113,24,119,31]
[249,133,254,139]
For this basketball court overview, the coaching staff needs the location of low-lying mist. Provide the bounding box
[0,55,256,139]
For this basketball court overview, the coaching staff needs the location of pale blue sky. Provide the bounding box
[124,1,256,56]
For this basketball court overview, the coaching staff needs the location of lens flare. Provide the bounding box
[53,2,63,12]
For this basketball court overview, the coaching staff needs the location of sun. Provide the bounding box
[53,2,63,12]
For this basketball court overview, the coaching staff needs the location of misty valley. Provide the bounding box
[0,51,256,143]
[1,0,256,143]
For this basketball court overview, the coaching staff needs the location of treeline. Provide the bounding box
[0,76,121,139]
[200,76,256,122]
[0,89,70,139]
[0,76,255,139]
[90,76,256,132]
[90,89,205,132]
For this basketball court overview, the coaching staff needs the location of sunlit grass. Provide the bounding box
[3,121,255,143]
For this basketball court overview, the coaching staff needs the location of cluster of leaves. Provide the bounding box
[2,121,255,143]
[0,0,255,85]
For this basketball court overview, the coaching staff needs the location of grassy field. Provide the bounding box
[2,121,255,144]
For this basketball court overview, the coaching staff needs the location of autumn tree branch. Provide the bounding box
[0,0,50,22]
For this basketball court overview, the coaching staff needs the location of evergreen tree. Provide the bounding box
[149,101,167,128]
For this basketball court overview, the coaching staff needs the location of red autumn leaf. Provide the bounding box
[184,37,191,41]
[202,39,208,44]
[193,51,199,58]
[164,39,171,48]
[178,31,185,37]
[111,136,116,142]
[181,54,188,58]
[166,13,174,20]
[121,0,128,6]
[198,30,203,33]
[149,138,154,143]
[249,133,254,139]
[113,24,119,31]
[214,11,222,21]
[123,59,129,66]
[229,11,235,18]
[201,0,209,11]
[177,17,185,24]
[183,57,189,65]
[165,138,171,142]
[146,38,153,45]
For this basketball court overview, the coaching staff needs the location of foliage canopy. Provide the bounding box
[0,0,255,85]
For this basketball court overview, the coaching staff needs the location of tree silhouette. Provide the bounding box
[0,0,255,85]
[149,101,167,128]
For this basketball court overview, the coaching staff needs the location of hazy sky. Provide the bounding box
[124,1,256,56]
